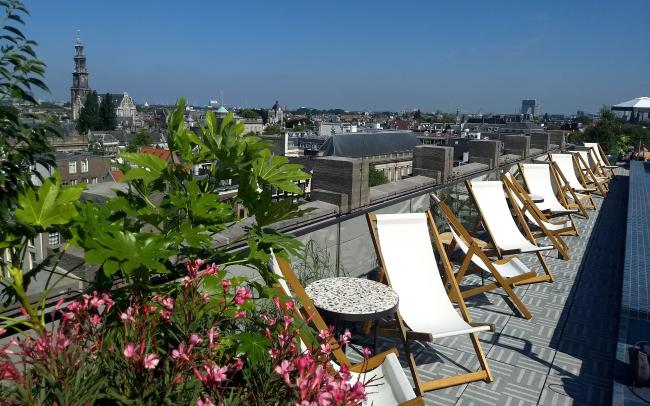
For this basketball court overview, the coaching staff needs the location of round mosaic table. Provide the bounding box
[305,277,399,322]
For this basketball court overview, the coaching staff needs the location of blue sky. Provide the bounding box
[24,0,650,114]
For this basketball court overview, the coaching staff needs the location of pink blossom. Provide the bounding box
[339,329,352,345]
[274,359,294,385]
[205,263,219,275]
[143,353,160,369]
[195,398,215,406]
[320,343,331,355]
[220,278,232,290]
[234,286,252,305]
[161,297,174,311]
[234,309,246,319]
[202,292,210,303]
[171,343,190,361]
[362,347,372,358]
[190,334,203,347]
[123,342,136,359]
[90,314,102,326]
[120,307,135,323]
[195,363,228,386]
[285,300,296,311]
[207,327,219,349]
[232,358,244,370]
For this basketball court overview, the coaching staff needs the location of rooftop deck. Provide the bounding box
[347,168,629,405]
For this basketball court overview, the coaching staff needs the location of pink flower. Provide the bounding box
[143,353,159,369]
[285,300,295,311]
[220,278,232,290]
[195,363,228,386]
[318,327,333,340]
[234,309,246,319]
[123,342,136,359]
[339,329,352,345]
[202,292,210,303]
[196,398,215,406]
[171,343,190,361]
[162,297,174,311]
[362,347,372,358]
[274,359,294,385]
[205,263,219,275]
[207,327,219,349]
[234,286,252,305]
[90,314,102,326]
[232,358,244,370]
[120,307,135,323]
[320,343,331,355]
[190,333,203,348]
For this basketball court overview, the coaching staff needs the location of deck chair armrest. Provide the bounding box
[469,322,496,332]
[350,348,398,373]
[399,397,425,406]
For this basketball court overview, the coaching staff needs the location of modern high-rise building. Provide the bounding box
[71,32,90,120]
[520,99,539,119]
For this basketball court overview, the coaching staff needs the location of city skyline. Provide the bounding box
[25,0,650,114]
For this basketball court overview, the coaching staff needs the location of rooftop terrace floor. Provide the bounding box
[348,168,629,405]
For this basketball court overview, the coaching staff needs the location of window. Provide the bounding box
[68,161,77,174]
[81,159,89,173]
[48,232,60,246]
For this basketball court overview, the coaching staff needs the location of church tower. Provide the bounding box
[71,32,89,120]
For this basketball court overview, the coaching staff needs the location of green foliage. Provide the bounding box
[126,129,154,152]
[368,164,389,186]
[99,92,116,130]
[583,107,627,157]
[76,90,99,134]
[72,98,310,288]
[263,124,281,134]
[237,108,260,119]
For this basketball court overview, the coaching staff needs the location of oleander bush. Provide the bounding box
[0,1,371,404]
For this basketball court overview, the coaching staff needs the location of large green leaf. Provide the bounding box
[15,173,85,229]
[252,150,310,194]
[119,151,169,185]
[234,332,271,365]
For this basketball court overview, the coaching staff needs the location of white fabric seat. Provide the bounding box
[449,227,530,279]
[468,181,553,254]
[520,164,578,215]
[375,213,490,339]
[550,154,596,193]
[584,142,617,169]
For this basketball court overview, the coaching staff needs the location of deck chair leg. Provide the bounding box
[535,250,553,282]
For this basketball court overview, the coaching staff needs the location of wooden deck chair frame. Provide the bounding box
[580,149,611,188]
[273,257,425,406]
[501,173,573,260]
[586,147,613,180]
[571,151,608,197]
[366,211,493,395]
[548,160,595,218]
[431,194,536,319]
[465,180,554,285]
[586,142,617,178]
[516,163,581,220]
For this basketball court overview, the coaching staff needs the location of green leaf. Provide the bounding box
[234,332,271,365]
[15,173,85,229]
[119,151,169,186]
[252,150,310,194]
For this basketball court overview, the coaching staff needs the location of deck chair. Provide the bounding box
[431,194,537,319]
[584,142,617,178]
[465,180,554,284]
[270,254,424,406]
[501,172,574,260]
[366,212,493,395]
[571,150,608,196]
[548,153,597,215]
[518,163,581,218]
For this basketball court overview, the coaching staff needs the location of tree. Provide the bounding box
[238,109,260,119]
[76,90,99,134]
[583,107,627,157]
[99,93,116,130]
[126,130,154,152]
[369,165,389,186]
[263,124,281,135]
[259,108,269,124]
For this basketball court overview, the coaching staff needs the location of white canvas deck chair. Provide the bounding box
[501,172,574,260]
[584,142,617,178]
[465,180,555,284]
[270,254,424,406]
[366,212,493,395]
[430,193,537,320]
[571,150,609,196]
[518,163,586,219]
[548,153,597,214]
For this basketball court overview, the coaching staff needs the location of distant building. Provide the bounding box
[70,33,90,120]
[520,99,539,119]
[319,122,356,136]
[110,92,137,120]
[268,100,284,124]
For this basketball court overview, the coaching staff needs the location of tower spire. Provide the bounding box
[71,31,89,121]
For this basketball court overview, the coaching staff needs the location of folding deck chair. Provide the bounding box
[548,153,597,216]
[584,142,617,178]
[270,254,424,406]
[518,163,581,218]
[501,172,574,260]
[431,194,537,320]
[465,180,555,284]
[366,212,493,395]
[571,150,609,196]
